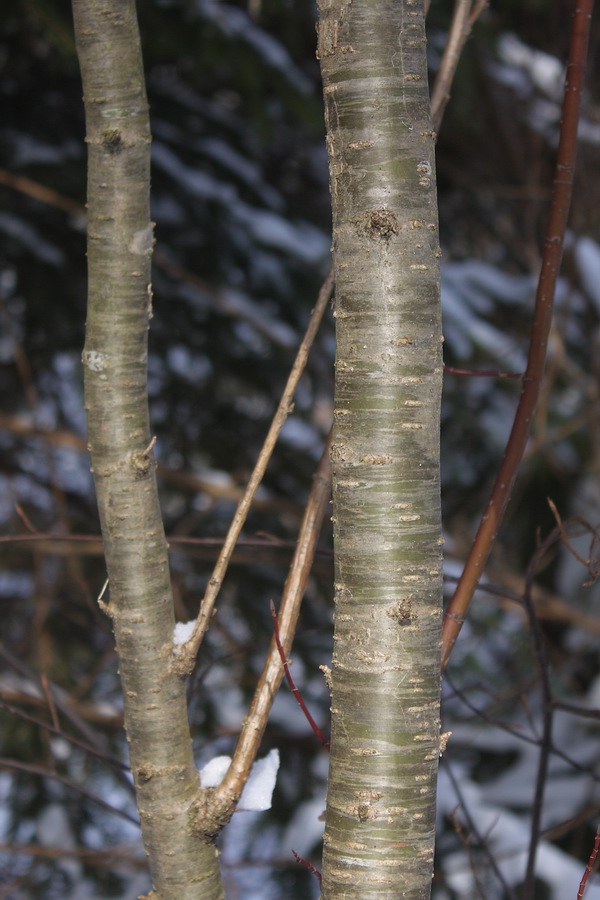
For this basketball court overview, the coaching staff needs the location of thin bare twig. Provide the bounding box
[444,760,519,900]
[521,530,558,899]
[444,565,600,636]
[444,673,599,781]
[0,699,130,773]
[0,758,138,826]
[441,0,594,670]
[0,641,107,748]
[200,432,332,826]
[40,672,60,732]
[174,269,334,674]
[0,410,298,514]
[0,641,134,802]
[0,840,146,867]
[552,701,600,722]
[0,168,82,217]
[431,0,488,134]
[547,499,600,584]
[14,504,39,533]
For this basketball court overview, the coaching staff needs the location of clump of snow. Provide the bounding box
[199,749,280,812]
[200,755,231,788]
[239,750,280,811]
[173,619,196,646]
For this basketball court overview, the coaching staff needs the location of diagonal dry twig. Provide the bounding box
[197,431,332,827]
[173,269,334,675]
[431,0,488,134]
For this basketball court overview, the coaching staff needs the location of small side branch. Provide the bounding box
[174,268,333,674]
[195,432,332,832]
[431,0,488,134]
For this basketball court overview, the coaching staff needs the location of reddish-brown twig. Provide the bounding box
[578,827,600,900]
[292,849,322,884]
[441,0,594,671]
[270,600,330,751]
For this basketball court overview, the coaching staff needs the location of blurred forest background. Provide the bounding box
[2,0,600,897]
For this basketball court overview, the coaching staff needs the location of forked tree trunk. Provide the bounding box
[317,1,443,897]
[72,1,223,897]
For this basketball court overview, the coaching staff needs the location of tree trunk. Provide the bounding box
[72,1,223,897]
[317,1,443,897]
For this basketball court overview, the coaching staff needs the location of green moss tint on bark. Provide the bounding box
[72,2,223,897]
[317,1,443,897]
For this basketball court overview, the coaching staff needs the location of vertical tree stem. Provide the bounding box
[317,1,443,896]
[72,1,223,896]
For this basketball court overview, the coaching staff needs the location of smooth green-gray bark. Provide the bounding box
[72,1,223,897]
[317,1,443,897]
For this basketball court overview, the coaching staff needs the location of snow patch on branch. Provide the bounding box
[173,619,195,646]
[199,749,280,812]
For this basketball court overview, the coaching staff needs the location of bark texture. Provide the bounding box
[317,1,443,897]
[72,1,223,897]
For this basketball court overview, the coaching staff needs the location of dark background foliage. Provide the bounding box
[2,1,600,898]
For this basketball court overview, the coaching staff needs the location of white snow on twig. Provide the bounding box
[173,619,196,646]
[199,749,280,812]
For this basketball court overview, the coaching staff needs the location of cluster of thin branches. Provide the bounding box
[1,0,599,897]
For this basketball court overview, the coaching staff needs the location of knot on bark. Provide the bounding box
[192,787,238,838]
[102,129,126,154]
[386,596,415,625]
[129,437,157,479]
[367,208,399,240]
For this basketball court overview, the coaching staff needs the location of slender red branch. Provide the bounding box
[292,849,322,884]
[578,827,600,900]
[270,600,330,751]
[441,0,594,671]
